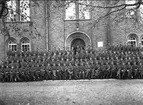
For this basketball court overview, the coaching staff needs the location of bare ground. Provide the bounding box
[0,79,143,105]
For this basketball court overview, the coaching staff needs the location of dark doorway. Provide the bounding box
[71,38,85,53]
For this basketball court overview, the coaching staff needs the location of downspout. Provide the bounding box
[106,1,112,48]
[44,0,47,50]
[45,0,50,51]
[47,1,50,51]
[64,6,66,50]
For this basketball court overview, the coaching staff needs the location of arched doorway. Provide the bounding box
[65,31,91,50]
[71,38,85,49]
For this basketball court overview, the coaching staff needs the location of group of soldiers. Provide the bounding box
[0,45,143,82]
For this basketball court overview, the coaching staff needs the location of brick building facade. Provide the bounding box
[0,0,142,62]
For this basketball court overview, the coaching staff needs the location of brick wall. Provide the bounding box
[0,0,143,62]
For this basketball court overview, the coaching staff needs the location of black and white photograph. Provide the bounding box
[0,0,143,105]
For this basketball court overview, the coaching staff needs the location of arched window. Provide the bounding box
[20,37,31,52]
[7,38,17,51]
[127,34,138,47]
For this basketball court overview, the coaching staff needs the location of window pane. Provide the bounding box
[65,1,76,20]
[79,0,90,20]
[21,40,30,52]
[127,41,136,47]
[6,0,17,22]
[8,42,17,51]
[20,0,30,21]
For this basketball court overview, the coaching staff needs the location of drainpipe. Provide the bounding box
[44,0,47,50]
[45,0,50,51]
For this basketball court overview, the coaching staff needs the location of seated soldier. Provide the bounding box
[62,63,69,80]
[3,70,9,82]
[71,63,77,80]
[40,64,46,80]
[75,59,80,66]
[139,63,143,79]
[121,62,127,79]
[70,58,75,66]
[65,58,70,66]
[0,70,4,82]
[85,62,91,80]
[55,63,62,80]
[51,63,57,80]
[51,52,58,61]
[126,62,132,79]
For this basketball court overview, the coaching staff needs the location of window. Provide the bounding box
[6,0,30,22]
[139,5,143,23]
[127,34,138,47]
[125,0,136,17]
[21,38,31,52]
[141,36,143,47]
[8,40,17,52]
[125,0,136,9]
[65,0,91,20]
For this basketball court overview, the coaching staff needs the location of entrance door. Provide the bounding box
[71,38,85,53]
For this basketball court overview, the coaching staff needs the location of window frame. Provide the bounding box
[6,0,31,22]
[21,40,31,52]
[8,41,17,52]
[65,0,92,21]
[127,34,138,47]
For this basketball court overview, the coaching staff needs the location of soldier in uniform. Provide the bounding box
[126,62,132,79]
[139,63,143,79]
[117,68,122,79]
[39,64,46,80]
[85,62,91,80]
[121,62,127,79]
[0,70,4,82]
[46,63,52,80]
[73,63,78,80]
[51,63,57,80]
[67,63,73,80]
[56,63,62,80]
[63,63,68,80]
[110,62,117,79]
[132,61,138,79]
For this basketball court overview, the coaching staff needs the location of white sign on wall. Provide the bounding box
[97,41,103,47]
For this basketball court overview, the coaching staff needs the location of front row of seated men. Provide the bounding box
[0,61,143,82]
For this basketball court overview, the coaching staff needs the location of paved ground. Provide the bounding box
[0,79,143,105]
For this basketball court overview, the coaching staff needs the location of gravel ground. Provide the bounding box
[0,79,143,105]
